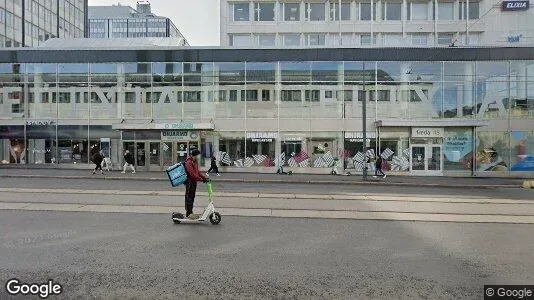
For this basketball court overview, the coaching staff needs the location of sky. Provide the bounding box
[88,0,220,46]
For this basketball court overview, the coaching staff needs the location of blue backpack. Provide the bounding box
[166,163,188,187]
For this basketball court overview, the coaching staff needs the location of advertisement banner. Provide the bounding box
[502,0,529,11]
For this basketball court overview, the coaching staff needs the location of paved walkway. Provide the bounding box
[0,167,526,189]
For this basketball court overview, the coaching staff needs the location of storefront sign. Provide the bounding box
[411,127,444,138]
[161,131,199,141]
[502,0,529,11]
[155,122,214,130]
[345,132,377,142]
[246,132,277,142]
[26,120,54,126]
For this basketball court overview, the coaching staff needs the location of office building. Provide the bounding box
[88,1,188,46]
[0,46,532,177]
[0,0,87,48]
[220,0,533,47]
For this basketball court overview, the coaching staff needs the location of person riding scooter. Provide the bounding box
[184,149,209,220]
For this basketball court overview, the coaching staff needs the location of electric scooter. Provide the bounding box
[172,181,222,225]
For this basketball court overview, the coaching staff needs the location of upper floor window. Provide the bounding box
[281,3,300,21]
[459,1,479,19]
[257,34,276,46]
[305,3,326,21]
[437,33,454,45]
[437,2,454,20]
[254,2,275,21]
[233,2,250,21]
[283,34,301,46]
[306,33,326,46]
[382,2,402,20]
[230,34,251,47]
[330,2,351,21]
[360,3,376,20]
[407,2,428,20]
[411,34,428,46]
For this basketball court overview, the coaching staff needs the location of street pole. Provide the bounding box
[362,62,367,181]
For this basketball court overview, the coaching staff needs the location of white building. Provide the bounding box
[220,0,533,47]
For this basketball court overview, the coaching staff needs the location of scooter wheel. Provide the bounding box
[173,219,181,224]
[209,212,222,225]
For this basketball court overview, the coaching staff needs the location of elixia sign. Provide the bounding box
[502,0,529,11]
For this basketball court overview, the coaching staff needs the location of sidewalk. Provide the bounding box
[0,167,525,189]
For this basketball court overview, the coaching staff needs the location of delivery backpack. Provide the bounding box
[166,163,188,187]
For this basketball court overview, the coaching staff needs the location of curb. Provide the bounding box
[0,174,520,190]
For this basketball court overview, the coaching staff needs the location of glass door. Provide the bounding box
[410,145,443,175]
[176,142,189,163]
[149,142,160,171]
[135,142,146,169]
[411,146,426,171]
[162,142,173,168]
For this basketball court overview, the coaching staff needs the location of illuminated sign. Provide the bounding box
[502,0,529,11]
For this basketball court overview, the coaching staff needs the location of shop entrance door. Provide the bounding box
[410,145,443,175]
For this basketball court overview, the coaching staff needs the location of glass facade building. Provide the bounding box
[0,0,87,48]
[88,3,188,45]
[0,47,533,176]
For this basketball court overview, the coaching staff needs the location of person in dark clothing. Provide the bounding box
[374,156,386,178]
[91,151,104,174]
[122,150,136,174]
[184,149,209,219]
[206,155,220,176]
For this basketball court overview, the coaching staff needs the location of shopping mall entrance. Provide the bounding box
[122,140,201,172]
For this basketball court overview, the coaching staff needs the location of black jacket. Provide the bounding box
[124,153,134,165]
[92,153,104,165]
[210,156,217,167]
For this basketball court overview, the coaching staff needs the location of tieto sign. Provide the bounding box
[502,0,529,11]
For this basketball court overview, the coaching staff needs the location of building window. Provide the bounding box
[230,34,251,47]
[282,3,300,21]
[254,2,275,21]
[258,34,276,46]
[283,34,301,46]
[282,90,302,101]
[341,33,353,46]
[360,3,376,20]
[382,2,402,20]
[305,3,326,21]
[262,90,271,101]
[360,34,375,45]
[437,33,454,45]
[233,2,250,21]
[459,1,479,19]
[357,90,367,101]
[437,2,454,20]
[408,2,428,20]
[306,34,326,46]
[384,34,403,46]
[370,90,390,101]
[411,34,428,46]
[330,2,351,21]
[241,90,258,101]
[305,90,320,102]
[229,90,238,102]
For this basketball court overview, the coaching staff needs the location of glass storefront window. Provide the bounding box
[475,131,510,172]
[444,128,474,172]
[475,61,509,120]
[26,124,56,164]
[57,125,89,164]
[217,132,246,167]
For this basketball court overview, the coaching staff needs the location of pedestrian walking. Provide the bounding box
[91,151,104,174]
[206,154,220,176]
[121,150,136,174]
[374,156,386,178]
[184,149,209,220]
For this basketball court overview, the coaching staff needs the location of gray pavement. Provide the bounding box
[0,167,527,189]
[0,176,533,200]
[1,210,533,299]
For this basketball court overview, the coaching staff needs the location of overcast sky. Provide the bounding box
[88,0,220,46]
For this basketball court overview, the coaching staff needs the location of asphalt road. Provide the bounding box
[1,210,533,299]
[1,177,533,200]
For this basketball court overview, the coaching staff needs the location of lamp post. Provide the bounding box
[362,62,368,181]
